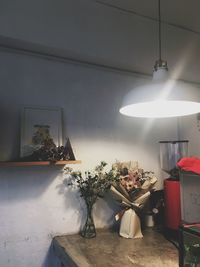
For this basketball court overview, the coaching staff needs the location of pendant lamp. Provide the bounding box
[119,0,200,118]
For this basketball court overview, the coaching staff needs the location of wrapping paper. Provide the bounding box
[110,185,150,239]
[120,209,143,238]
[110,160,157,239]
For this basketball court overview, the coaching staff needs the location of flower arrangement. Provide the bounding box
[112,161,157,203]
[65,161,120,238]
[65,160,157,239]
[110,161,157,239]
[66,161,119,201]
[20,137,74,162]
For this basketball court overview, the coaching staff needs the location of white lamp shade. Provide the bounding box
[120,79,200,118]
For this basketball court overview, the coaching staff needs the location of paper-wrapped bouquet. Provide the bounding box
[110,161,157,238]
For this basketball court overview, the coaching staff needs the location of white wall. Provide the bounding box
[0,49,178,267]
[0,0,183,266]
[178,87,200,157]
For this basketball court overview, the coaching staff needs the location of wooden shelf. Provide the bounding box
[0,160,81,167]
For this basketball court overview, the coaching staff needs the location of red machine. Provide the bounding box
[164,178,181,229]
[159,140,188,230]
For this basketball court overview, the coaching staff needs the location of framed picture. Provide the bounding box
[20,106,63,158]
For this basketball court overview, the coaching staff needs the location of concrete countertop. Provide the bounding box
[53,229,178,267]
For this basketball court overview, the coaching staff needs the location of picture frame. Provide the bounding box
[20,106,63,158]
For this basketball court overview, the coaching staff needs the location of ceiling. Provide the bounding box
[1,0,200,85]
[90,0,200,84]
[96,0,200,34]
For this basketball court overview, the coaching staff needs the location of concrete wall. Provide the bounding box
[178,88,200,157]
[0,0,183,266]
[0,49,178,267]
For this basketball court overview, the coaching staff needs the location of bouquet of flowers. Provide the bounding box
[65,160,157,239]
[110,161,157,238]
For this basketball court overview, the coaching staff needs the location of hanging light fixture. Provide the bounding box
[119,0,200,118]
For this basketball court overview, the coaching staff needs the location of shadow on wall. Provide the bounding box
[0,166,62,202]
[56,174,85,229]
[0,107,21,161]
[56,173,122,230]
[93,193,122,228]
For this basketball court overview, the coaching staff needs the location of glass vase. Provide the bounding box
[81,201,96,238]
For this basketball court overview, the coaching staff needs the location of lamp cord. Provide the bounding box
[154,0,167,70]
[158,0,162,62]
